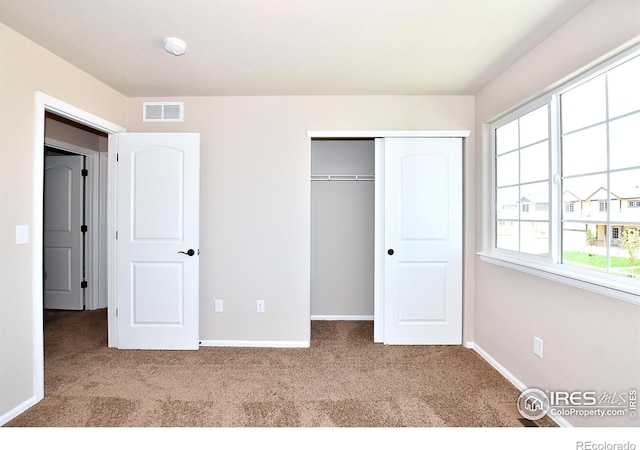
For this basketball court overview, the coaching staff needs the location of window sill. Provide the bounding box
[477,251,640,306]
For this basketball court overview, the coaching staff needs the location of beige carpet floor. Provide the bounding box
[5,309,556,427]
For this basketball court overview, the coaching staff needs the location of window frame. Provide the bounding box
[481,45,640,306]
[492,95,555,261]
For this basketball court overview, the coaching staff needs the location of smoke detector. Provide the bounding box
[163,37,187,56]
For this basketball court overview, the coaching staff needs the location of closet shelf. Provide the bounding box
[311,175,374,181]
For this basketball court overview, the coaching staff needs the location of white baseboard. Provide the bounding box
[310,315,374,321]
[199,340,309,348]
[469,342,527,391]
[467,341,573,428]
[0,395,39,426]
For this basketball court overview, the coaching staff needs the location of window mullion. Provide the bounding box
[517,118,522,253]
[550,94,562,264]
[604,71,612,274]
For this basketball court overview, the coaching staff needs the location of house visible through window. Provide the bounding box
[493,47,640,285]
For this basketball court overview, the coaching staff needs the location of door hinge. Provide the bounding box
[81,225,88,233]
[116,230,118,239]
[81,169,88,177]
[116,308,118,317]
[81,280,88,289]
[116,153,119,162]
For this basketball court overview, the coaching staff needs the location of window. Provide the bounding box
[491,47,640,297]
[495,104,549,255]
[599,201,608,212]
[612,227,620,240]
[560,52,640,278]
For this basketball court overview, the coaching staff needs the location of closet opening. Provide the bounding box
[310,139,375,326]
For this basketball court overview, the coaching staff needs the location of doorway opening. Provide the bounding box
[43,112,108,314]
[33,92,126,402]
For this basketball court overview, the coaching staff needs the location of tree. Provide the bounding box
[622,228,640,264]
[585,228,596,256]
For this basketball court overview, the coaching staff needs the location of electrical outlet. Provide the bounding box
[256,300,265,313]
[16,225,29,244]
[214,299,223,313]
[533,336,543,358]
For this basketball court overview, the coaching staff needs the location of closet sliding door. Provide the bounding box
[381,137,463,345]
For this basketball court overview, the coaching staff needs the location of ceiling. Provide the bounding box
[0,0,596,97]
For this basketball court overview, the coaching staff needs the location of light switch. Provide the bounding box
[16,225,29,244]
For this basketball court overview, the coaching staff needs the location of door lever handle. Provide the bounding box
[178,249,196,256]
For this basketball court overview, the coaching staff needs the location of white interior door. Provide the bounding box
[116,133,200,350]
[44,155,84,310]
[383,137,462,344]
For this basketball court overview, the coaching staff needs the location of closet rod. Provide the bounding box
[311,175,375,181]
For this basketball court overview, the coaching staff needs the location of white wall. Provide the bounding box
[127,95,475,343]
[0,23,127,424]
[474,0,640,427]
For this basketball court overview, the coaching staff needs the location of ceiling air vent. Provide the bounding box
[143,102,184,122]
